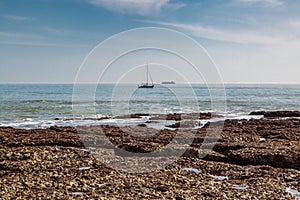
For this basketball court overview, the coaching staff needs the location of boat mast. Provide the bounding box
[146,63,148,85]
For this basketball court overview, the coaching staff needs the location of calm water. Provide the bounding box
[1,84,300,129]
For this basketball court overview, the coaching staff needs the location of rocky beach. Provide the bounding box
[1,111,299,199]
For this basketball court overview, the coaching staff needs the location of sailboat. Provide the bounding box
[138,63,154,88]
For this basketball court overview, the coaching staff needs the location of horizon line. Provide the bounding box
[1,82,300,85]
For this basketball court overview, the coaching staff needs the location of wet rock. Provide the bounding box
[227,147,300,170]
[131,113,149,118]
[166,121,201,129]
[249,111,266,115]
[166,113,181,121]
[137,124,147,127]
[150,112,212,121]
[116,113,149,119]
[166,122,180,128]
[49,126,77,133]
[264,111,300,118]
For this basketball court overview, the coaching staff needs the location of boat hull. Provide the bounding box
[138,84,154,88]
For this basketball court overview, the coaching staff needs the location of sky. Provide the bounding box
[1,0,300,83]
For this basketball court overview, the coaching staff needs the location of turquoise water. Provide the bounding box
[1,84,300,128]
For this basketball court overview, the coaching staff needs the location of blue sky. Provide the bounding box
[1,0,300,83]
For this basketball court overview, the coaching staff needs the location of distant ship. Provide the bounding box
[138,63,154,88]
[161,81,175,84]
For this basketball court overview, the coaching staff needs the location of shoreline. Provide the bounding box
[2,110,300,130]
[0,111,299,199]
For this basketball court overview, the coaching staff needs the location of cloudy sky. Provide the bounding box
[1,0,300,83]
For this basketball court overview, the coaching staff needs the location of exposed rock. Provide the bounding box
[151,112,212,121]
[250,110,300,117]
[249,111,266,115]
[263,111,300,118]
[0,114,299,199]
[166,122,180,128]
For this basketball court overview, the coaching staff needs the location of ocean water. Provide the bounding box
[1,84,300,129]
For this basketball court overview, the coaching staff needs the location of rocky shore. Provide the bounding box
[0,111,299,199]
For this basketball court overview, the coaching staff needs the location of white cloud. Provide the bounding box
[145,20,287,45]
[0,30,91,47]
[144,19,300,83]
[0,32,12,37]
[43,26,69,36]
[87,0,184,16]
[234,0,285,7]
[0,31,25,37]
[164,2,186,11]
[145,19,300,83]
[0,40,90,47]
[4,15,33,21]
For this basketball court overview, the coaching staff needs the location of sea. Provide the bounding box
[1,84,300,129]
